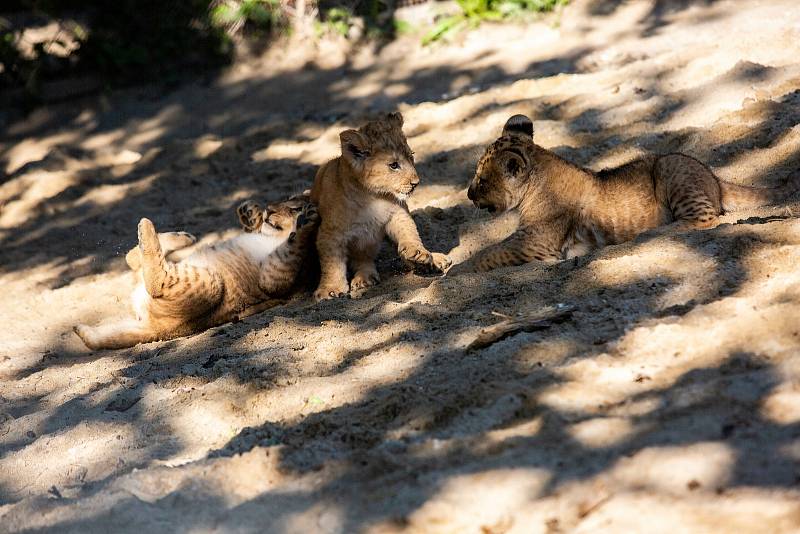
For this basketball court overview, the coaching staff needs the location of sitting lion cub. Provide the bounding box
[74,194,318,350]
[310,112,451,300]
[452,114,795,273]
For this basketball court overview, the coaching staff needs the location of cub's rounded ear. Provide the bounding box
[340,129,369,159]
[387,111,404,128]
[505,153,525,175]
[502,114,534,138]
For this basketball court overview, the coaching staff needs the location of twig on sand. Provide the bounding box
[467,304,575,351]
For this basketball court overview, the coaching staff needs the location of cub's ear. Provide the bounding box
[502,114,534,138]
[505,153,525,175]
[340,129,370,160]
[386,111,404,128]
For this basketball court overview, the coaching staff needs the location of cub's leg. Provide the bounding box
[315,237,350,300]
[261,203,320,295]
[125,231,196,270]
[349,238,381,292]
[314,205,351,300]
[74,320,158,351]
[137,218,224,312]
[656,154,722,230]
[386,209,451,272]
[449,224,564,275]
[237,200,264,233]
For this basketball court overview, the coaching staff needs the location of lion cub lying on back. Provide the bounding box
[311,112,451,300]
[452,114,794,273]
[74,194,318,350]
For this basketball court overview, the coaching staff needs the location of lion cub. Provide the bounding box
[310,112,451,300]
[74,194,319,350]
[454,114,795,273]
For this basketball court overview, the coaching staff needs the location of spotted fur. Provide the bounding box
[74,195,319,350]
[453,114,795,273]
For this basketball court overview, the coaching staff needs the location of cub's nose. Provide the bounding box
[467,185,476,201]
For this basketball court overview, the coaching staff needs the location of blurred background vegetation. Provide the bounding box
[0,0,567,104]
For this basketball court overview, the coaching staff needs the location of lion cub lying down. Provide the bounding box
[453,114,795,273]
[311,112,452,300]
[74,194,318,350]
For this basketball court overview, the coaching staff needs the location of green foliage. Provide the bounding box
[210,0,286,35]
[423,0,568,44]
[315,7,354,38]
[392,18,415,36]
[315,0,398,41]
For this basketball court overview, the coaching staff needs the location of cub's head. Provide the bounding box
[262,191,314,237]
[340,112,419,201]
[467,114,535,214]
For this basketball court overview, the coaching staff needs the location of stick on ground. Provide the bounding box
[467,304,575,351]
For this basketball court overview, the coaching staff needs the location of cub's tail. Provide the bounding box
[721,173,799,211]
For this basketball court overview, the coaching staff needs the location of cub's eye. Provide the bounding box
[388,161,401,171]
[290,207,302,212]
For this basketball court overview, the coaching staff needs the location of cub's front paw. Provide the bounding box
[297,203,320,230]
[237,200,263,232]
[398,245,432,265]
[430,252,452,272]
[314,283,350,301]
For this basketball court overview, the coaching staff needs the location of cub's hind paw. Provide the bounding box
[175,231,196,244]
[74,325,99,350]
[237,200,264,232]
[350,271,380,291]
[138,218,161,256]
[160,231,196,252]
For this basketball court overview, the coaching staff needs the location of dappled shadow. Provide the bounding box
[586,0,720,35]
[10,214,795,528]
[4,0,800,530]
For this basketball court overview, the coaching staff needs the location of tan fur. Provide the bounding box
[310,112,451,300]
[453,114,797,273]
[74,195,319,350]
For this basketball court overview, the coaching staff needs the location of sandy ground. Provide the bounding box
[2,0,800,531]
